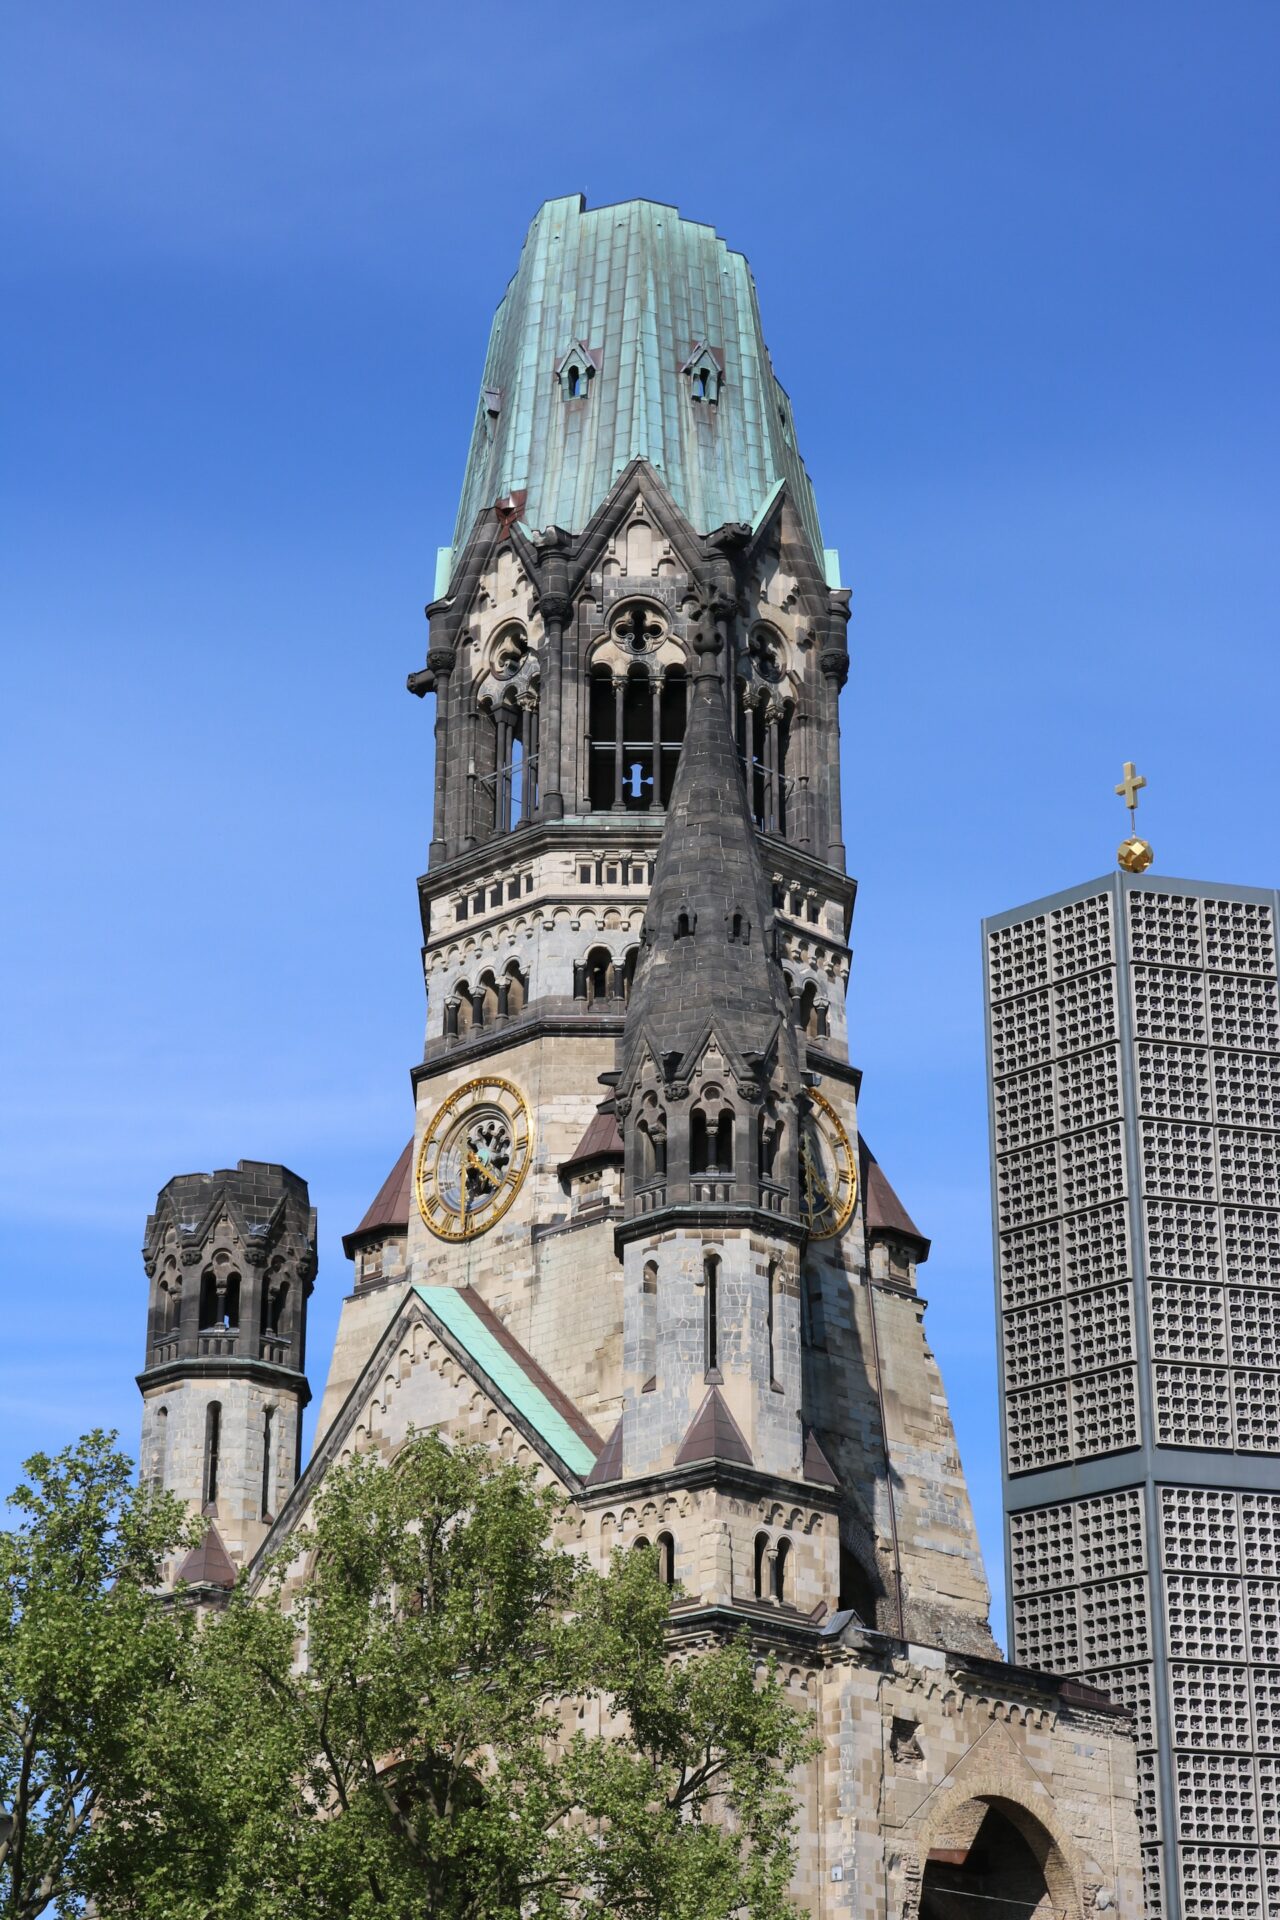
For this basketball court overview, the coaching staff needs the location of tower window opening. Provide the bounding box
[766,1261,777,1385]
[656,1531,675,1587]
[203,1401,222,1511]
[585,946,617,1005]
[567,365,581,398]
[452,982,475,1037]
[735,689,790,836]
[588,659,687,812]
[691,1108,734,1176]
[503,962,527,1017]
[797,981,825,1040]
[754,1531,769,1602]
[659,667,687,805]
[759,1108,782,1182]
[638,1100,667,1181]
[773,1537,791,1605]
[261,1406,274,1520]
[261,1278,289,1339]
[480,699,536,835]
[704,1253,720,1375]
[199,1268,240,1331]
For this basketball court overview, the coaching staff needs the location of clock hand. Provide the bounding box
[465,1149,502,1189]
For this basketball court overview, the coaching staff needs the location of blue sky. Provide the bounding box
[3,1,1277,1638]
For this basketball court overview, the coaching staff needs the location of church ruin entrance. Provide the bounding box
[919,1798,1071,1920]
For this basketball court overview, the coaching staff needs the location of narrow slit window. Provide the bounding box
[704,1253,720,1374]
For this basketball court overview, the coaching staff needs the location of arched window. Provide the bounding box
[203,1401,222,1510]
[773,1537,791,1605]
[621,945,639,1001]
[735,688,790,836]
[754,1532,769,1602]
[796,980,826,1039]
[587,654,687,812]
[655,1531,675,1587]
[567,364,581,398]
[477,973,500,1026]
[692,1110,734,1175]
[503,963,527,1017]
[199,1268,240,1331]
[674,908,693,940]
[659,667,687,805]
[584,946,616,1005]
[638,1096,667,1181]
[759,1107,782,1182]
[452,982,475,1038]
[704,1253,720,1374]
[632,1535,651,1555]
[261,1278,289,1338]
[478,697,537,835]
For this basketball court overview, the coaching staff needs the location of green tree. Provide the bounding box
[104,1432,818,1920]
[0,1432,195,1919]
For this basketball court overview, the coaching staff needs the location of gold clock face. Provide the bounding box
[416,1076,533,1242]
[799,1089,857,1240]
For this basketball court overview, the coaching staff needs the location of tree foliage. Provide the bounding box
[99,1432,818,1920]
[0,1432,196,1919]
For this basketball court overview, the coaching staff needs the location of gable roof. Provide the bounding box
[343,1141,414,1256]
[413,1285,602,1480]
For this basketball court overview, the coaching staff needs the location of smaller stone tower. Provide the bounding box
[138,1160,315,1576]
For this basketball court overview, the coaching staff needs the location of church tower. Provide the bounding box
[249,197,1143,1913]
[319,195,996,1651]
[138,1161,315,1580]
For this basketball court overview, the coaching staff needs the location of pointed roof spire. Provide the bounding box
[621,603,798,1091]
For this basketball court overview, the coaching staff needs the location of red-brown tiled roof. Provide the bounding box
[175,1522,236,1590]
[858,1138,930,1257]
[583,1416,624,1486]
[559,1106,623,1175]
[674,1387,753,1468]
[343,1141,413,1258]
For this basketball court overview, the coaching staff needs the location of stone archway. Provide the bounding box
[918,1792,1078,1920]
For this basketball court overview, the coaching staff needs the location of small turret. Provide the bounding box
[611,600,809,1493]
[138,1160,315,1578]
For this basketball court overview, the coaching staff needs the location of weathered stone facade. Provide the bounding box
[140,196,1142,1913]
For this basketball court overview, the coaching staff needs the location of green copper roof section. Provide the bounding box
[450,196,825,572]
[412,1283,597,1477]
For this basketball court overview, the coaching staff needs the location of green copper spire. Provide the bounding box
[449,196,825,571]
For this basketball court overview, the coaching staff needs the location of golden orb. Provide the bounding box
[1118,834,1154,874]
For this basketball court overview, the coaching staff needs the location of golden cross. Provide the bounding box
[1115,761,1147,821]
